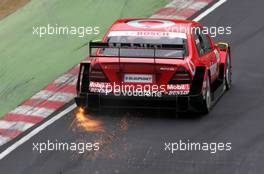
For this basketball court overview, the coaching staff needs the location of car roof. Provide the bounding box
[109,18,199,35]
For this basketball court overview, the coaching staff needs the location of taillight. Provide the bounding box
[169,66,192,84]
[89,64,108,82]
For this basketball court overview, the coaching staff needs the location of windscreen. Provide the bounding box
[100,31,188,58]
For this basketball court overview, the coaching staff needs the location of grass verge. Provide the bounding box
[0,0,169,116]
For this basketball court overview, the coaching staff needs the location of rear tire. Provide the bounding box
[200,73,211,114]
[225,54,232,90]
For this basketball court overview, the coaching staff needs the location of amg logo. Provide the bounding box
[124,74,153,83]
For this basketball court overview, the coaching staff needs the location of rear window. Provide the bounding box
[100,31,188,58]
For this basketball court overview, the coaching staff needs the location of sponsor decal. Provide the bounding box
[89,82,190,97]
[167,91,189,95]
[108,31,187,39]
[167,84,190,95]
[167,84,190,91]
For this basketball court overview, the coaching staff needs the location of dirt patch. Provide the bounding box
[0,0,29,20]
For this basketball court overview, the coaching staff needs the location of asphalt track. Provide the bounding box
[1,0,264,173]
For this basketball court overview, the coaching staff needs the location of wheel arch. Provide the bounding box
[189,66,207,95]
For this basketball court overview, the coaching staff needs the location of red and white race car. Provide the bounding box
[75,18,232,114]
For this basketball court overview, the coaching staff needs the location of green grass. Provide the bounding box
[0,0,169,117]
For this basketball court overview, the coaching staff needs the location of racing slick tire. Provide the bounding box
[225,54,232,90]
[200,73,211,114]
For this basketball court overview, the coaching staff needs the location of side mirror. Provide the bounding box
[215,42,229,51]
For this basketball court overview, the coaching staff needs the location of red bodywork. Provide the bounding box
[76,18,231,112]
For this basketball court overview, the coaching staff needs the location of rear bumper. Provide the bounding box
[75,93,204,112]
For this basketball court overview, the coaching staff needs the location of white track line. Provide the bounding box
[0,104,76,160]
[0,0,227,161]
[193,0,227,21]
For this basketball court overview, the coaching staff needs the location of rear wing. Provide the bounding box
[89,41,187,59]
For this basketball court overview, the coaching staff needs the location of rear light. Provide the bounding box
[89,64,109,82]
[169,66,192,84]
